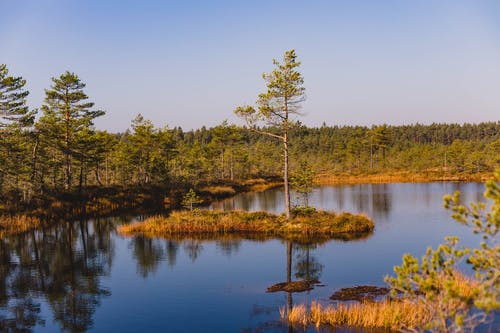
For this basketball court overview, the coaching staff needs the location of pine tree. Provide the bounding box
[37,71,104,190]
[182,189,203,210]
[234,50,305,219]
[0,64,36,196]
[0,64,35,129]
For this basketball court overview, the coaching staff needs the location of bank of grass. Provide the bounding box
[285,299,432,331]
[0,215,44,237]
[316,171,492,184]
[282,270,481,331]
[117,209,374,242]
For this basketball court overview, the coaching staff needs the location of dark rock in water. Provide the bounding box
[330,285,390,302]
[267,279,320,293]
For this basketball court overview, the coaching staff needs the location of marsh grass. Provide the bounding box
[316,171,491,184]
[282,271,481,331]
[281,299,436,331]
[117,209,374,242]
[311,299,431,331]
[200,186,236,197]
[0,215,44,237]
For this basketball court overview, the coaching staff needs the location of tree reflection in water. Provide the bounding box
[1,216,325,333]
[131,236,165,278]
[264,241,324,333]
[0,217,114,332]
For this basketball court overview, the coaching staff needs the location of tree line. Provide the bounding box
[1,64,499,205]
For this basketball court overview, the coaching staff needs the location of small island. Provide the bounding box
[117,209,374,242]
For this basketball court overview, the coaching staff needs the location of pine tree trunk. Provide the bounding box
[31,134,39,192]
[105,156,109,185]
[65,107,72,190]
[230,150,234,181]
[78,164,83,193]
[370,141,374,170]
[221,149,224,180]
[95,161,102,186]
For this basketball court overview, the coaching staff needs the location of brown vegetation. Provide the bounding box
[282,270,481,331]
[267,279,320,293]
[316,171,492,185]
[117,209,374,242]
[0,215,44,238]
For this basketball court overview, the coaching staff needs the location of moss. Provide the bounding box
[117,209,374,242]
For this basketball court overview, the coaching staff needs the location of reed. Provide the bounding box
[283,271,481,331]
[281,299,433,331]
[117,209,374,242]
[308,299,432,331]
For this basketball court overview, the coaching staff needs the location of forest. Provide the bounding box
[1,64,499,210]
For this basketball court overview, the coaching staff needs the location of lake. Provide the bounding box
[0,182,489,332]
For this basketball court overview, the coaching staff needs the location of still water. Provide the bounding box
[0,182,488,332]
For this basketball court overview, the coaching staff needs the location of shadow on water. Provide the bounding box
[0,217,115,332]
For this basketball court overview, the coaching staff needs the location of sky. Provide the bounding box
[1,0,500,132]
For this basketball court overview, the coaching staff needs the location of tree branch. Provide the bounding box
[250,127,284,141]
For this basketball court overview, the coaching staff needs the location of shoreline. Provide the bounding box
[315,171,492,185]
[0,172,490,237]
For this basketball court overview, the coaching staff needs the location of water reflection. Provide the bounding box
[165,240,179,268]
[216,239,241,257]
[294,243,323,283]
[0,218,114,332]
[0,182,488,332]
[263,241,324,332]
[130,236,165,278]
[371,184,392,219]
[210,183,401,222]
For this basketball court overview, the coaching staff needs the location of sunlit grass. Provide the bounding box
[316,171,491,184]
[200,186,236,196]
[282,270,482,331]
[0,215,44,237]
[117,209,374,242]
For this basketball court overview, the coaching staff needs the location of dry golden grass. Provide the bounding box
[283,271,481,331]
[309,299,432,331]
[316,171,491,185]
[281,304,309,329]
[282,299,432,331]
[117,209,374,242]
[249,182,282,192]
[85,197,120,214]
[200,186,236,196]
[0,215,44,237]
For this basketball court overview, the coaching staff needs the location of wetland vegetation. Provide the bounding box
[117,209,374,242]
[1,59,499,217]
[1,48,499,333]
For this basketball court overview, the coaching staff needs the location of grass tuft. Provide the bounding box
[283,271,481,331]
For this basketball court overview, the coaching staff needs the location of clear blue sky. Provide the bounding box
[1,0,500,131]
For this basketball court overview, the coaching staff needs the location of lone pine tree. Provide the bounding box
[234,49,305,220]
